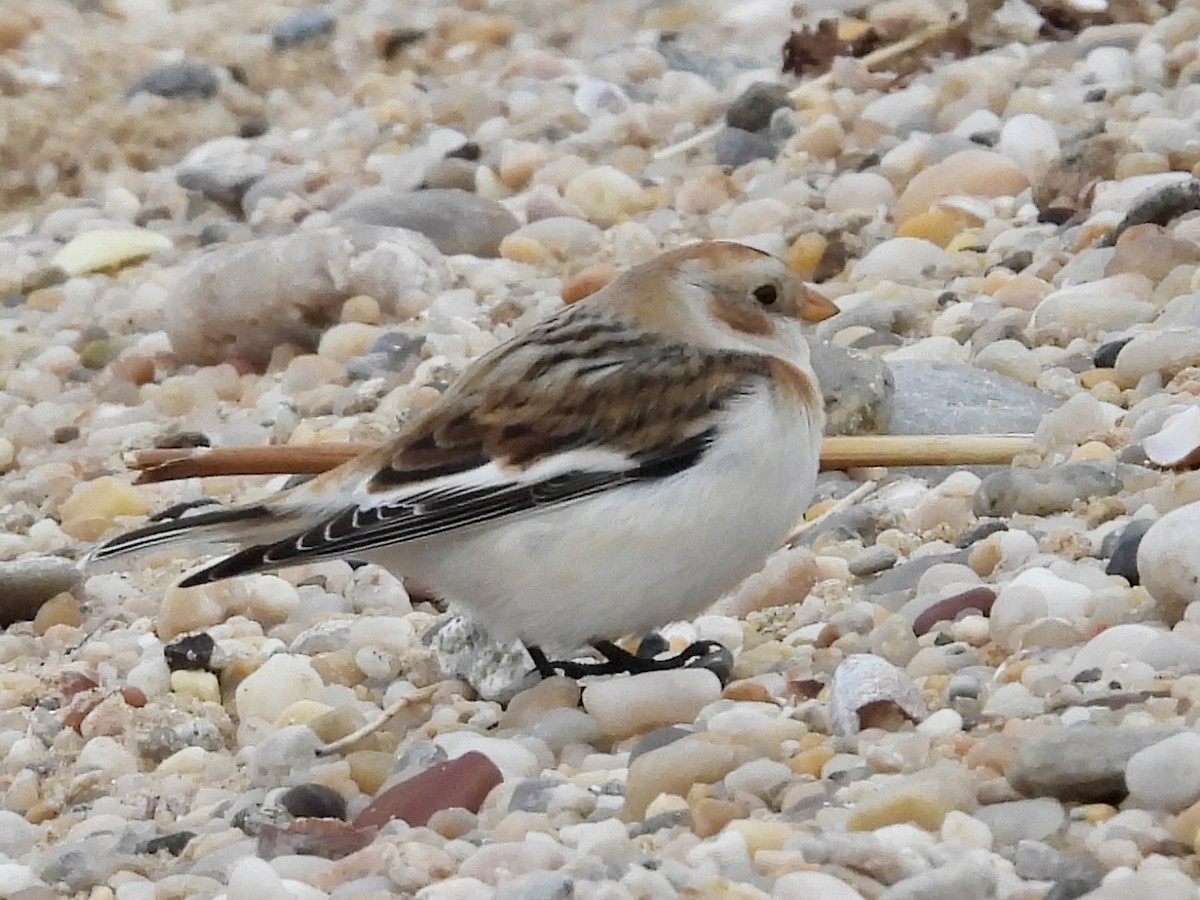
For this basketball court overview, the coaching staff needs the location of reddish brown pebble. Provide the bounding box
[353,751,503,830]
[121,686,148,708]
[258,819,377,861]
[912,587,998,636]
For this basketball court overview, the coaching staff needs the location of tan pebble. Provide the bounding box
[25,288,64,311]
[498,142,551,190]
[441,13,518,46]
[25,802,59,825]
[0,9,33,51]
[309,649,365,687]
[502,676,580,729]
[562,264,616,304]
[158,583,241,641]
[32,592,82,635]
[846,761,974,831]
[894,150,1029,224]
[427,807,477,840]
[726,819,792,854]
[644,793,690,819]
[1172,797,1200,847]
[170,670,221,704]
[310,706,367,744]
[968,538,1002,577]
[340,295,381,325]
[1114,152,1169,179]
[1079,368,1117,389]
[691,798,742,838]
[276,700,336,727]
[792,113,843,159]
[722,680,772,703]
[113,354,156,386]
[623,734,755,821]
[719,545,818,619]
[563,166,651,227]
[789,744,835,777]
[1070,441,1115,462]
[1079,803,1117,823]
[52,228,172,276]
[498,234,553,266]
[732,641,794,679]
[58,477,151,541]
[347,750,396,795]
[896,209,967,247]
[785,233,826,279]
[675,168,734,217]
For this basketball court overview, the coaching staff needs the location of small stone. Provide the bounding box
[973,462,1148,517]
[52,228,171,277]
[176,138,268,206]
[59,476,151,541]
[333,188,517,257]
[807,341,894,436]
[775,871,866,900]
[128,61,219,99]
[169,670,220,704]
[562,166,652,227]
[1113,328,1200,387]
[623,734,755,821]
[849,545,899,577]
[725,82,790,132]
[1031,275,1156,342]
[847,760,975,831]
[1124,732,1200,811]
[582,668,722,739]
[235,654,325,723]
[975,798,1066,846]
[1105,519,1152,584]
[1106,224,1200,282]
[878,859,998,900]
[1007,724,1184,803]
[853,237,951,282]
[278,783,348,820]
[1137,501,1200,625]
[163,632,217,671]
[354,751,502,829]
[714,127,778,167]
[911,587,997,637]
[428,616,534,703]
[0,557,75,629]
[894,150,1030,224]
[273,7,336,48]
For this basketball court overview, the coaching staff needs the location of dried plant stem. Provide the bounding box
[317,683,442,755]
[128,433,1034,484]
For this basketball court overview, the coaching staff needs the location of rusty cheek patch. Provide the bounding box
[707,297,773,336]
[767,356,822,414]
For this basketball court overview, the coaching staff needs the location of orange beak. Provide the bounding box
[798,286,839,323]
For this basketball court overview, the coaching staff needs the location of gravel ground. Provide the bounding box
[4,0,1200,898]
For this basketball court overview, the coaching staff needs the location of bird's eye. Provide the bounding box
[752,284,778,306]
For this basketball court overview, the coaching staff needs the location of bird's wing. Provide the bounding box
[178,317,777,585]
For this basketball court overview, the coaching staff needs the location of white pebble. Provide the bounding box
[582,668,722,739]
[1125,731,1200,811]
[235,654,325,723]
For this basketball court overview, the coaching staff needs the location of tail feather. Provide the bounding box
[85,504,274,566]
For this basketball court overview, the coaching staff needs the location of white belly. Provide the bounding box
[371,388,820,651]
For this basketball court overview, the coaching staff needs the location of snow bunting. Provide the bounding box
[89,241,836,673]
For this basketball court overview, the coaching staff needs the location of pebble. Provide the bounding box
[805,342,895,436]
[1030,276,1156,341]
[332,188,518,257]
[1113,328,1200,387]
[888,361,1059,436]
[127,61,219,99]
[278,783,348,820]
[775,871,866,900]
[973,462,1148,517]
[273,7,337,48]
[562,166,651,226]
[235,654,325,722]
[164,225,447,365]
[828,653,926,736]
[176,138,268,206]
[582,668,722,739]
[725,82,790,132]
[0,557,81,627]
[894,150,1030,224]
[51,228,171,277]
[1137,501,1200,624]
[1124,731,1200,811]
[1007,724,1184,802]
[879,858,998,900]
[713,127,777,167]
[974,798,1066,846]
[355,751,501,829]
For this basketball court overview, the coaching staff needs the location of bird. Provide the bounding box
[88,240,837,677]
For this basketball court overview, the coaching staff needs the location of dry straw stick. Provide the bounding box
[127,434,1035,484]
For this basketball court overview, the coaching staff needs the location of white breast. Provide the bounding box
[371,384,821,651]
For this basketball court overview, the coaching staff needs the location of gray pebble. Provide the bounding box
[176,141,267,206]
[128,61,219,100]
[713,127,777,167]
[808,340,894,436]
[888,361,1060,436]
[1006,724,1184,802]
[494,872,574,900]
[848,545,899,577]
[974,461,1155,517]
[273,7,336,49]
[1104,518,1152,584]
[879,859,998,900]
[974,797,1065,846]
[725,82,790,132]
[0,557,80,627]
[332,187,518,257]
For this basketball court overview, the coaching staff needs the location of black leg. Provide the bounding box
[529,637,734,683]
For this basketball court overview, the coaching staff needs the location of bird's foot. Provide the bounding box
[526,637,733,684]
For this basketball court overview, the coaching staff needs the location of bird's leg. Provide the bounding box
[527,637,733,683]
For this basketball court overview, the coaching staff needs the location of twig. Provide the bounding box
[317,683,441,756]
[126,433,1034,484]
[653,13,965,161]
